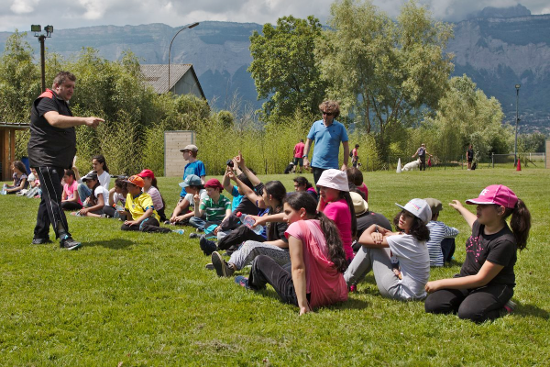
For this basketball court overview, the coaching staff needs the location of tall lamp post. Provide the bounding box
[31,25,54,92]
[514,84,521,167]
[168,22,199,94]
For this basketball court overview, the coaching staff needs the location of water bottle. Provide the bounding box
[236,212,264,235]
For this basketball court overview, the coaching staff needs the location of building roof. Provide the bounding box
[0,122,30,129]
[140,64,206,98]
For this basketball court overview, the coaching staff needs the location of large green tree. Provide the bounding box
[317,0,454,158]
[424,75,511,161]
[248,15,327,120]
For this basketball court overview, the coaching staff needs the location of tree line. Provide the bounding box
[0,0,544,176]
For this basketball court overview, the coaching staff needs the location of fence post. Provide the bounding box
[492,153,494,168]
[366,157,369,172]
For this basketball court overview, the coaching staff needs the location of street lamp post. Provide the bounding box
[168,22,199,94]
[514,84,521,167]
[32,25,54,92]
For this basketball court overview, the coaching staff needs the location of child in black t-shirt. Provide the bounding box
[424,185,531,323]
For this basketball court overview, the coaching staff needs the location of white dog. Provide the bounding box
[402,158,421,171]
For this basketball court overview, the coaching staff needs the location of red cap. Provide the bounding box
[465,185,518,209]
[138,169,155,179]
[204,178,223,190]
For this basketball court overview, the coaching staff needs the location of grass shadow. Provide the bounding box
[82,238,134,250]
[516,303,549,320]
[257,286,369,311]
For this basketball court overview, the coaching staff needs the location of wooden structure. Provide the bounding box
[164,130,196,177]
[546,140,550,169]
[1,122,29,181]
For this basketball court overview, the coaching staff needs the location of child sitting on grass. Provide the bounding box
[72,171,109,217]
[25,168,42,198]
[169,175,208,226]
[425,185,531,323]
[190,178,232,244]
[234,192,348,315]
[103,177,128,219]
[2,161,28,195]
[61,169,83,211]
[424,198,459,267]
[138,169,167,222]
[345,198,431,301]
[346,167,368,202]
[119,175,174,233]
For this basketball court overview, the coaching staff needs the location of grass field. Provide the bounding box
[1,168,549,366]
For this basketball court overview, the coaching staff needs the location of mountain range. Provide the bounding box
[0,5,548,133]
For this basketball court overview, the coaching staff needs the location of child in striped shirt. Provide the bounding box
[424,198,459,266]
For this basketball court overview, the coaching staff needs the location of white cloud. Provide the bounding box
[0,0,548,32]
[10,0,38,14]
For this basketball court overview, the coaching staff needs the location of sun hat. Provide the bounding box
[180,144,198,153]
[465,185,518,209]
[316,169,349,192]
[424,198,443,214]
[179,174,203,188]
[138,169,155,179]
[124,175,145,188]
[350,192,369,216]
[81,170,98,182]
[204,178,223,190]
[395,198,432,224]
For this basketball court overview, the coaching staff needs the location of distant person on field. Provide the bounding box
[412,143,432,171]
[28,70,104,250]
[425,185,531,322]
[467,144,474,170]
[74,155,110,204]
[351,144,359,168]
[179,144,206,199]
[424,198,459,267]
[61,169,82,211]
[2,161,28,194]
[293,139,305,173]
[303,100,349,185]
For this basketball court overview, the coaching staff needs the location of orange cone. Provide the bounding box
[516,158,521,171]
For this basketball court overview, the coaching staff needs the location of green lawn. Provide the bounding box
[1,168,548,366]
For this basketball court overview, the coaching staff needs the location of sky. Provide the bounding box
[0,0,549,32]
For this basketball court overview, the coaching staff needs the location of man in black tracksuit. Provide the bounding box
[28,71,104,250]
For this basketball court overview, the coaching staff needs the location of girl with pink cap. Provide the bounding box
[425,185,531,322]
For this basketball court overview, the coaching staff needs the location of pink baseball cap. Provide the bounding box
[465,185,518,209]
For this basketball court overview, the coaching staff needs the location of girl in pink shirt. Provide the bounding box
[235,192,348,314]
[316,169,357,261]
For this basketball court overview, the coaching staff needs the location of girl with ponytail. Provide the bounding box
[425,185,531,323]
[235,192,348,315]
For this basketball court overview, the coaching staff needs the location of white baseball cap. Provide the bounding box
[395,198,432,224]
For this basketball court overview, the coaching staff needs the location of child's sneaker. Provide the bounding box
[60,234,82,250]
[189,232,199,239]
[205,263,214,270]
[234,275,251,289]
[504,299,517,314]
[212,251,235,277]
[172,229,185,235]
[199,235,217,256]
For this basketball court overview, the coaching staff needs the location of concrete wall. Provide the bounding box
[164,130,195,178]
